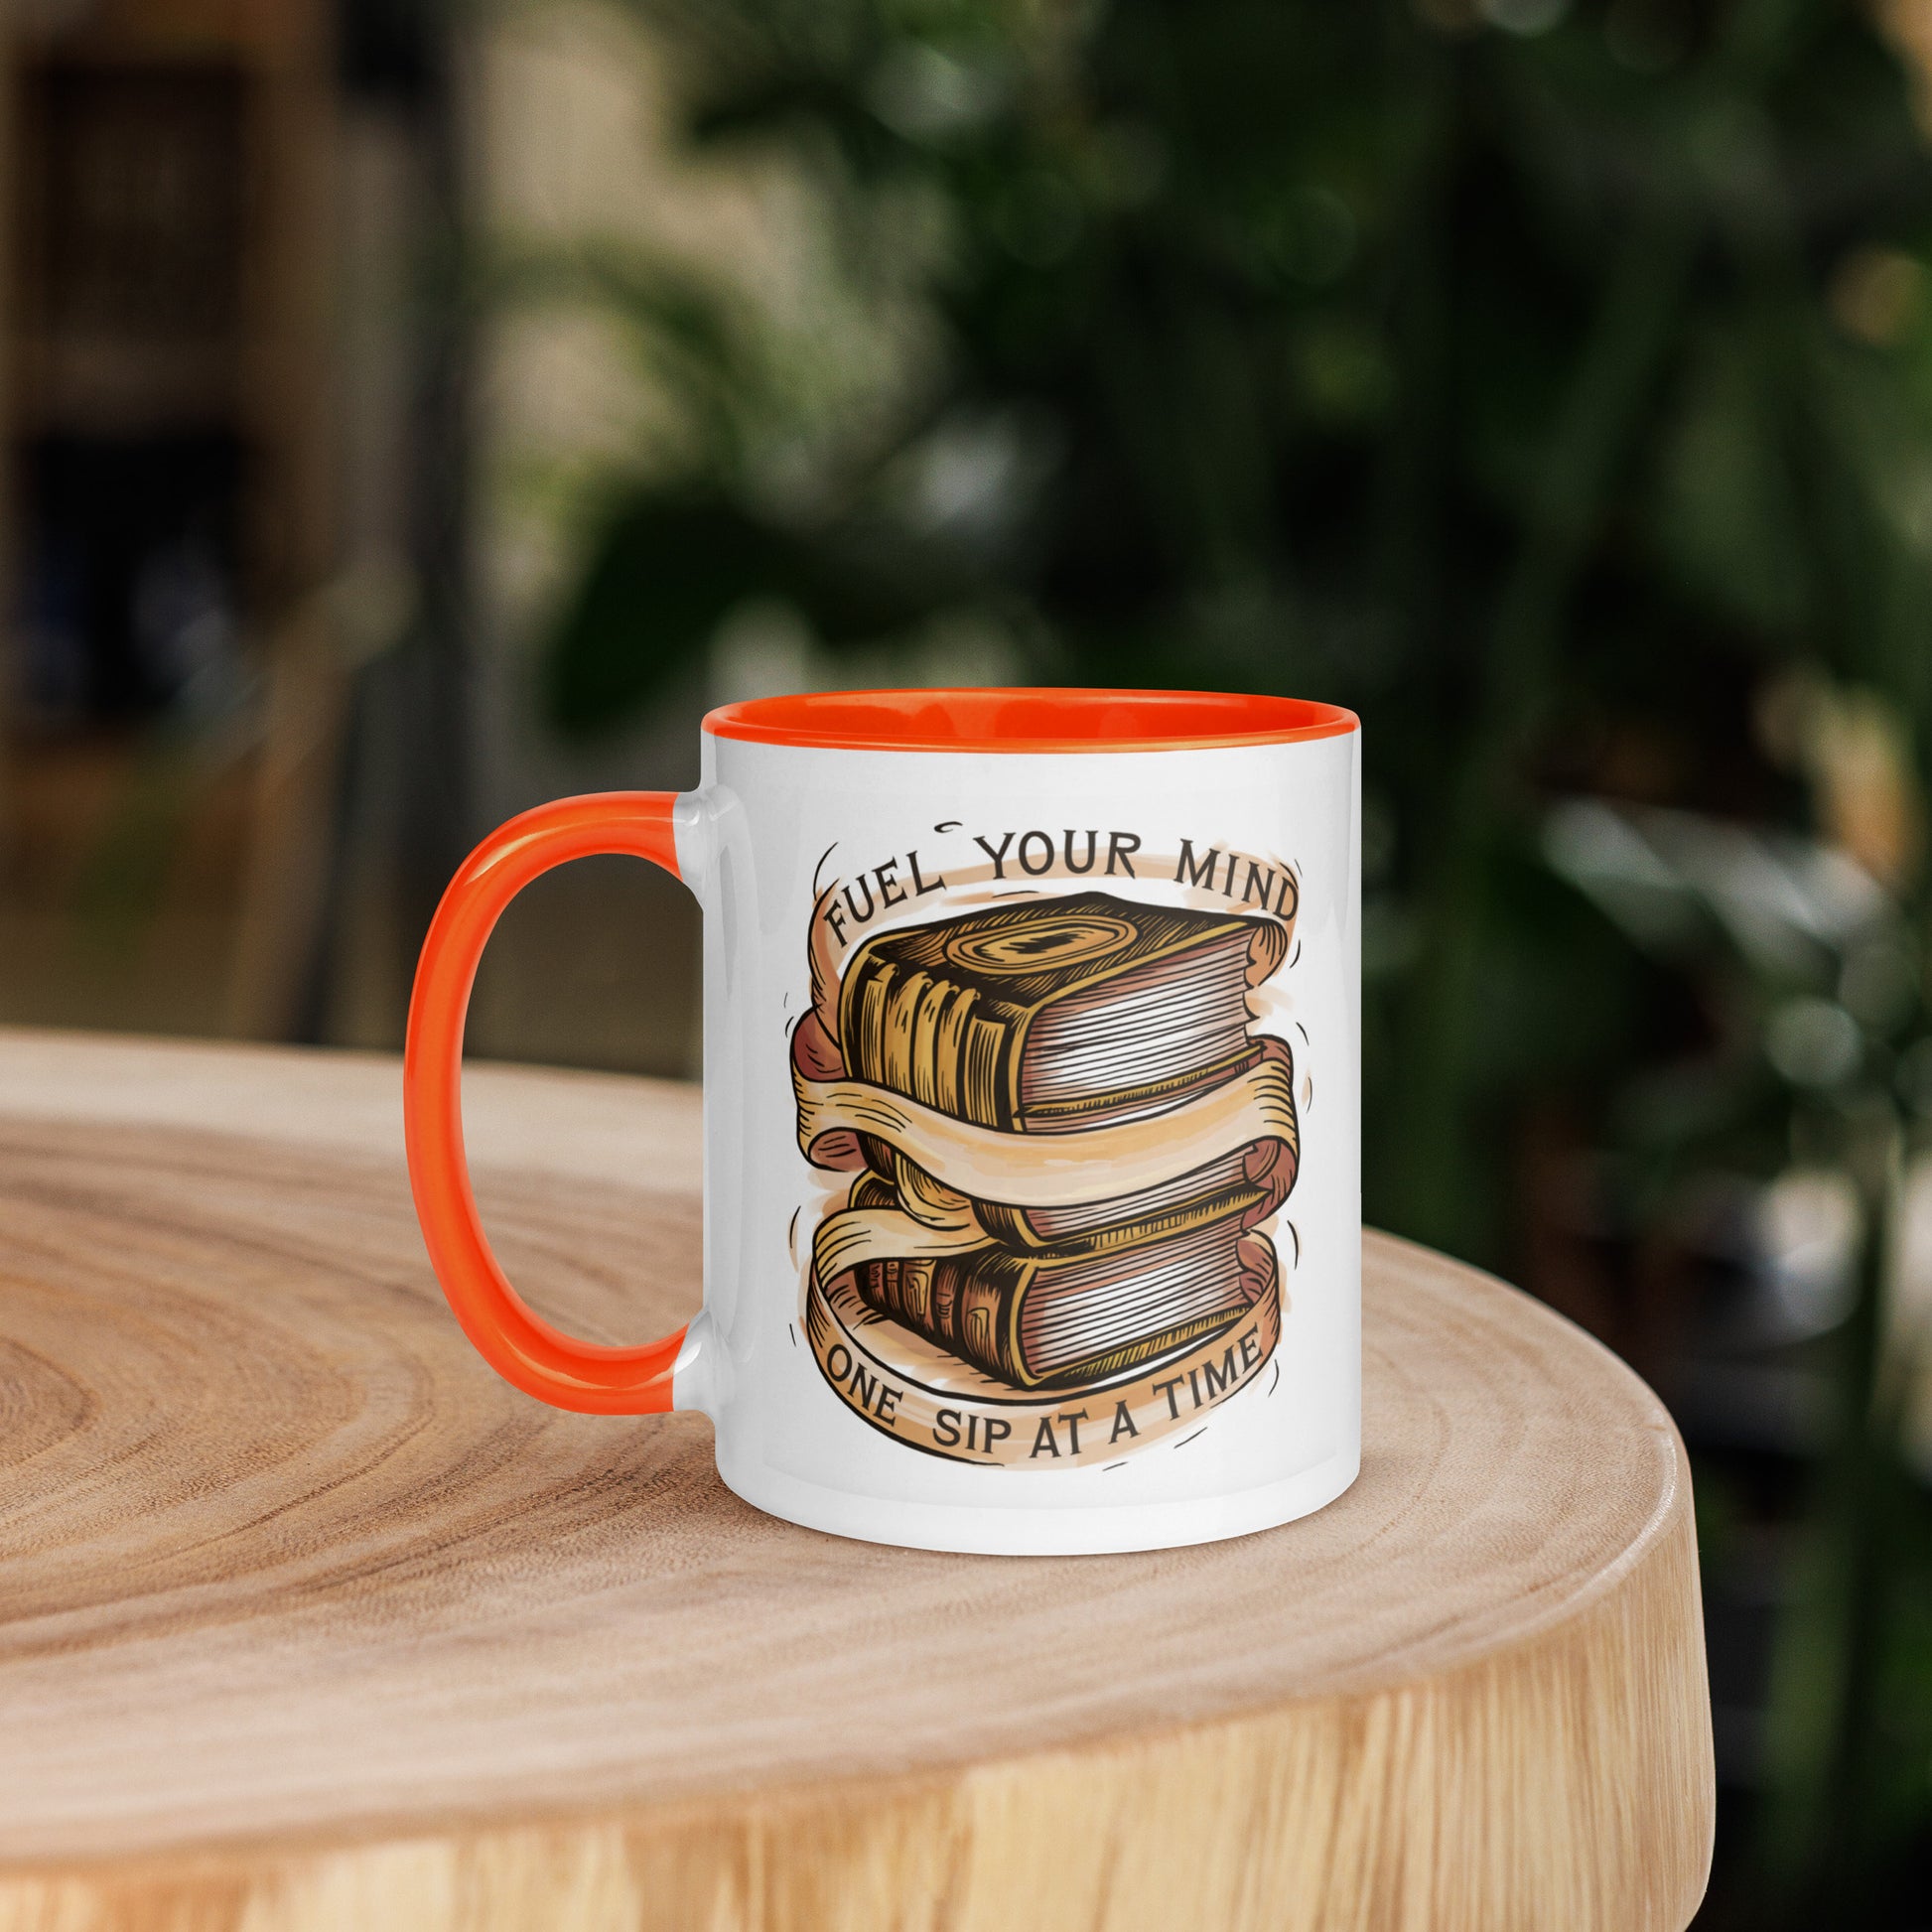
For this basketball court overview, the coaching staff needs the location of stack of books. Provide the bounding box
[832,892,1294,1391]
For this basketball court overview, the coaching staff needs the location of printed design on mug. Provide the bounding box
[789,828,1301,1467]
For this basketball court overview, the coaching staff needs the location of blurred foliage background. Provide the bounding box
[527,0,1932,1255]
[13,0,1932,1919]
[507,0,1932,1919]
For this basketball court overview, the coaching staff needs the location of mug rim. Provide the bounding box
[703,686,1358,754]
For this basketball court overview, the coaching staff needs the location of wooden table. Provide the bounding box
[0,1032,1714,1932]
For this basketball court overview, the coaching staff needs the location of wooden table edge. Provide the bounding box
[0,1432,1715,1932]
[0,1043,1716,1931]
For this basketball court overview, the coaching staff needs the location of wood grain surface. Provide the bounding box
[0,1030,1714,1932]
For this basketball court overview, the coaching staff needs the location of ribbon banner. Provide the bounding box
[793,1047,1298,1208]
[806,1252,1281,1467]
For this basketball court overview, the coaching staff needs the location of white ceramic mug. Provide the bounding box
[405,688,1360,1554]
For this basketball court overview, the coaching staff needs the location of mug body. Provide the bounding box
[670,691,1360,1555]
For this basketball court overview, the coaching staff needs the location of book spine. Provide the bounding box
[955,1257,1028,1383]
[883,968,930,1103]
[933,985,976,1118]
[855,1252,1033,1384]
[962,1013,1015,1129]
[842,955,1018,1130]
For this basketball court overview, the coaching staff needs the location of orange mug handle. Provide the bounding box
[404,792,690,1413]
